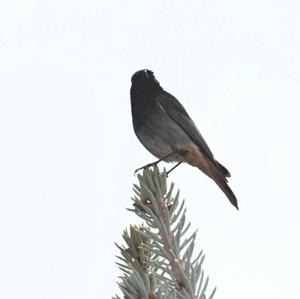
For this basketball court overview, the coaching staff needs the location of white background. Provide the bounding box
[0,1,299,298]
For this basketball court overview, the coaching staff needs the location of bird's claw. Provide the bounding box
[134,163,157,175]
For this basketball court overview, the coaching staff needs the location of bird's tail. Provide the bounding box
[212,173,238,209]
[199,156,238,210]
[215,160,231,178]
[183,144,238,209]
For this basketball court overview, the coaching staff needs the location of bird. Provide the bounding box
[130,69,238,209]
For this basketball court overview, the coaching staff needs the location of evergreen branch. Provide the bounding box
[114,167,216,299]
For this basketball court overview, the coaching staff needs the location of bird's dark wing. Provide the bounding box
[158,91,231,178]
[158,91,215,159]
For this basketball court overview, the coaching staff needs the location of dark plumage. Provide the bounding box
[130,69,238,209]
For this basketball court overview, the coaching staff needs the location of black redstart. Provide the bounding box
[130,69,238,209]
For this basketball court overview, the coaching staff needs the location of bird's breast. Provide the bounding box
[134,109,192,161]
[131,93,159,130]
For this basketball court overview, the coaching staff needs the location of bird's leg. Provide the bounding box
[166,162,182,176]
[134,151,177,174]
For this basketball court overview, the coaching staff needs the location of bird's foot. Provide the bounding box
[134,162,158,175]
[134,151,178,175]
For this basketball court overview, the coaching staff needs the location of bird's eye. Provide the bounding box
[144,70,154,78]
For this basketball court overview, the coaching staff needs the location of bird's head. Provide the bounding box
[131,69,160,92]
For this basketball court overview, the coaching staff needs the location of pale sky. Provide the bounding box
[0,1,299,298]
